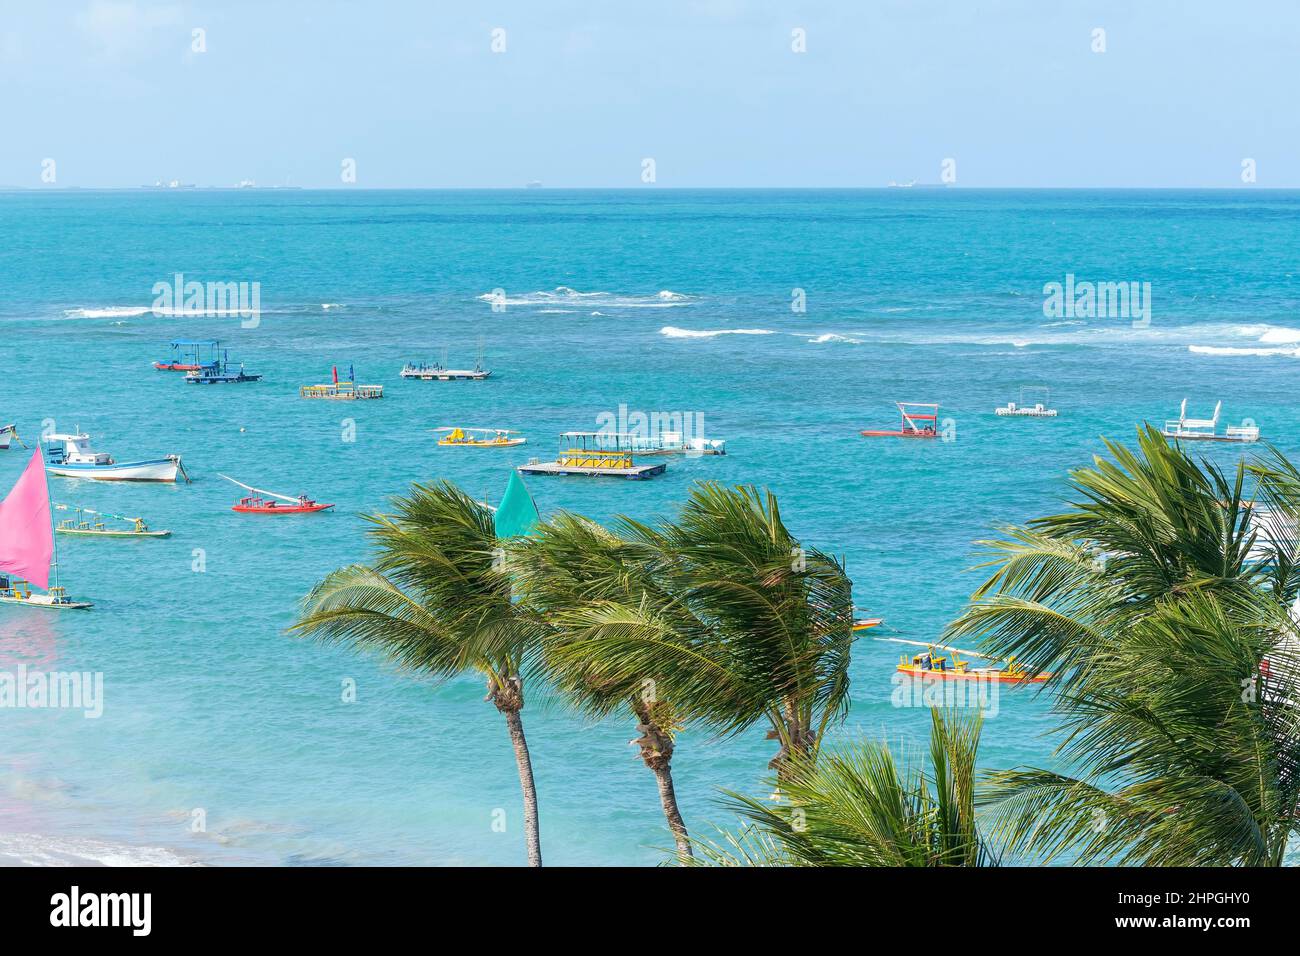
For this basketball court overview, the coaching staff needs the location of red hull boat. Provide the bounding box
[154,362,204,372]
[232,495,333,514]
[220,475,334,515]
[861,401,941,439]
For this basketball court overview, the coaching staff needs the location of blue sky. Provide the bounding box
[2,0,1297,188]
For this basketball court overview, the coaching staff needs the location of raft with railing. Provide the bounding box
[300,364,383,400]
[517,432,667,479]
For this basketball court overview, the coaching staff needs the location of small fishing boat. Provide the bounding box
[996,386,1058,417]
[1161,399,1259,443]
[54,504,170,538]
[185,346,262,384]
[877,637,1050,684]
[44,432,187,483]
[0,424,24,450]
[435,427,527,448]
[300,364,383,400]
[220,475,334,514]
[852,617,883,633]
[861,402,941,439]
[0,451,92,609]
[518,432,667,479]
[155,339,219,372]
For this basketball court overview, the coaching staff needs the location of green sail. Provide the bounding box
[494,470,540,539]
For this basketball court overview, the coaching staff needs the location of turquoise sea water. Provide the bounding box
[1,189,1298,865]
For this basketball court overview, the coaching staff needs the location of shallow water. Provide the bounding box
[0,188,1296,865]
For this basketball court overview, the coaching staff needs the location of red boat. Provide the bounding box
[155,339,218,372]
[221,475,334,514]
[861,401,941,439]
[232,494,333,514]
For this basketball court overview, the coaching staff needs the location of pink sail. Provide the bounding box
[0,450,53,589]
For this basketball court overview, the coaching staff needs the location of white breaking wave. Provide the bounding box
[0,832,200,867]
[660,326,776,339]
[1187,322,1300,356]
[807,333,865,344]
[63,306,153,318]
[478,286,695,308]
[62,305,300,319]
[1189,345,1300,357]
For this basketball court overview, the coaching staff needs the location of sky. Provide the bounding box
[1,0,1297,188]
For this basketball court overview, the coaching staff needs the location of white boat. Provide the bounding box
[403,340,492,380]
[1161,399,1259,443]
[0,424,21,450]
[44,432,186,482]
[996,386,1058,417]
[401,362,490,381]
[625,431,726,456]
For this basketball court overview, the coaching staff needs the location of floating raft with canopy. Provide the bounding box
[300,364,383,400]
[518,432,667,479]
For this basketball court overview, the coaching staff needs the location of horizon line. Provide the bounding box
[2,185,1296,193]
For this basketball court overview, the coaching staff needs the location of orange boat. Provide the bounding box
[861,401,941,439]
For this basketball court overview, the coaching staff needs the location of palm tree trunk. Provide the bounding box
[490,674,542,867]
[651,760,692,860]
[502,707,543,867]
[631,698,692,861]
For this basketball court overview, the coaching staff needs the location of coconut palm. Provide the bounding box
[690,709,992,866]
[946,427,1300,865]
[516,512,696,860]
[516,482,855,857]
[290,481,544,866]
[643,482,856,778]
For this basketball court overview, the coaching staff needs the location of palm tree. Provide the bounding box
[690,709,993,866]
[290,481,544,866]
[946,427,1300,865]
[641,482,856,779]
[516,511,695,860]
[516,482,855,857]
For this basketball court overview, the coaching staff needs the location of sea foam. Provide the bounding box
[659,326,775,339]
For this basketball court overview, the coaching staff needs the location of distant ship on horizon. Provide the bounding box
[525,180,543,189]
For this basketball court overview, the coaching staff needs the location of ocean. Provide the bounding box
[1,188,1297,865]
